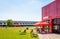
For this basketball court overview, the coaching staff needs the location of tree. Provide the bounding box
[6,19,13,27]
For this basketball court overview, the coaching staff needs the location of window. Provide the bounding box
[44,20,50,23]
[54,18,60,24]
[0,22,2,24]
[44,26,50,32]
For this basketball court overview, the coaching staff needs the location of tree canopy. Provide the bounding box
[6,19,13,27]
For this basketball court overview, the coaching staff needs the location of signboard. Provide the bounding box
[43,16,49,19]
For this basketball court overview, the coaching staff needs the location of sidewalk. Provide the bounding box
[38,34,60,39]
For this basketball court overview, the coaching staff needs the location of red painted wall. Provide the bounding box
[56,0,60,18]
[42,0,60,20]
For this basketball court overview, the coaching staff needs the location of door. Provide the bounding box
[52,25,60,33]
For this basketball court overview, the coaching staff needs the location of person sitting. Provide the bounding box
[30,29,38,38]
[23,29,26,33]
[26,27,29,30]
[20,29,26,35]
[30,29,33,34]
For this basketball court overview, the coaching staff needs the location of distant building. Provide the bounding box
[0,20,38,26]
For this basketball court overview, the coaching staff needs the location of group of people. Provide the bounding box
[20,27,38,37]
[20,27,49,35]
[36,26,50,34]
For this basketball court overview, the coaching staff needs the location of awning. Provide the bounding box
[34,21,49,26]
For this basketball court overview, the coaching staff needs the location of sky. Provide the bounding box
[0,0,54,21]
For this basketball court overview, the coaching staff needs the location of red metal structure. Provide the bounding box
[35,0,60,34]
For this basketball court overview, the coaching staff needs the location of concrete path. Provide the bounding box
[38,34,60,39]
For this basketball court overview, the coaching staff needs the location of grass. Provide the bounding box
[0,26,39,39]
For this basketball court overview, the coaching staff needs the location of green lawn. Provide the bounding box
[0,26,39,39]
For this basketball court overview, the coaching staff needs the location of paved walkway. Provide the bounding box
[38,34,60,39]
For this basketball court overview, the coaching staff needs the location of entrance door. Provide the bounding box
[52,25,60,33]
[57,25,60,33]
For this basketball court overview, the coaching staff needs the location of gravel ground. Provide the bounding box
[38,34,60,39]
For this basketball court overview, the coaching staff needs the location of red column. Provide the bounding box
[50,19,52,33]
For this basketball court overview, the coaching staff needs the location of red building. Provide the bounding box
[35,0,60,34]
[42,0,60,19]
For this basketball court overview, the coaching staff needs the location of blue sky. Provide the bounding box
[0,0,54,21]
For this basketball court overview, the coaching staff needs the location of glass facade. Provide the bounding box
[54,18,60,24]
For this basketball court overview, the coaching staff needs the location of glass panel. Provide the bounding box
[54,18,60,24]
[0,22,2,24]
[53,25,58,30]
[44,26,50,33]
[44,20,50,23]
